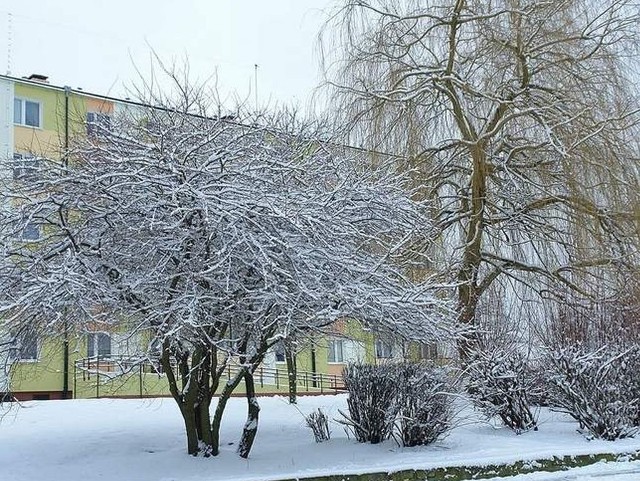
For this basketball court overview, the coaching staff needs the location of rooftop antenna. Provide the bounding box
[6,12,12,75]
[254,63,259,111]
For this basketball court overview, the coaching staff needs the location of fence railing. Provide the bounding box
[247,364,345,394]
[73,355,345,398]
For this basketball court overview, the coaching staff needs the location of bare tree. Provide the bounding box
[322,0,640,355]
[0,72,453,458]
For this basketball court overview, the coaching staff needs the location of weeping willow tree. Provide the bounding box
[322,0,640,355]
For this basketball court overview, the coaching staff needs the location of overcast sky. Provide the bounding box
[0,1,336,110]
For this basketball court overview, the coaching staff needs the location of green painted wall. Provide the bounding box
[11,337,82,393]
[10,324,379,398]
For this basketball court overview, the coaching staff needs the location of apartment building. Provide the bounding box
[0,74,438,401]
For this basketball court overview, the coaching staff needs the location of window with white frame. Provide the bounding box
[375,339,393,359]
[12,153,40,180]
[14,98,42,128]
[87,332,112,358]
[327,339,345,363]
[13,329,39,361]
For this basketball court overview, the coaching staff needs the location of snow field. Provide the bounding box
[1,395,640,481]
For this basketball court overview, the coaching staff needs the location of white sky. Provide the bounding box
[0,1,336,110]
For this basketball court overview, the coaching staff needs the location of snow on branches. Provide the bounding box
[0,72,454,456]
[339,362,455,446]
[466,347,539,433]
[544,344,640,440]
[323,0,640,355]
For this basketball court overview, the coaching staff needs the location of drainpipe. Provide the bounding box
[310,341,317,388]
[61,86,71,400]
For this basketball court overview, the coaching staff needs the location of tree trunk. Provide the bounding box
[211,370,245,456]
[457,289,480,360]
[161,344,215,456]
[195,398,213,456]
[238,371,260,458]
[456,144,487,360]
[285,345,297,404]
[181,406,200,456]
[194,348,215,455]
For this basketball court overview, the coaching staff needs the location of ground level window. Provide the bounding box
[419,342,438,360]
[13,329,39,361]
[20,222,41,241]
[12,153,40,180]
[327,339,344,363]
[87,333,112,358]
[375,339,393,359]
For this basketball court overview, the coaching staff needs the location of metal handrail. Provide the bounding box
[73,355,346,396]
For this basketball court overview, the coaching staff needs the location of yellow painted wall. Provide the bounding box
[13,81,113,159]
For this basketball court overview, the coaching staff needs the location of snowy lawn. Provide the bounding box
[1,395,640,481]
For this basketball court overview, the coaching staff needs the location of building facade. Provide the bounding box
[0,74,439,401]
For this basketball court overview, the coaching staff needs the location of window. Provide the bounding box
[86,112,112,135]
[375,339,393,359]
[274,341,285,363]
[419,343,438,361]
[13,329,39,361]
[87,333,112,358]
[14,98,42,128]
[13,153,40,180]
[327,339,344,363]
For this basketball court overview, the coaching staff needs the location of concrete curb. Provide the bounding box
[279,450,640,481]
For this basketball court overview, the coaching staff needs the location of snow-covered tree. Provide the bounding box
[322,0,640,355]
[0,73,454,457]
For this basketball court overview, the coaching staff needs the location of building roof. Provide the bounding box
[0,73,147,109]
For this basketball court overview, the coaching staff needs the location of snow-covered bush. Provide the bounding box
[304,408,331,443]
[339,363,399,443]
[544,344,640,440]
[539,294,640,440]
[340,362,455,446]
[466,348,538,433]
[395,363,454,446]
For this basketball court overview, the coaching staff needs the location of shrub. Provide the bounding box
[466,348,538,433]
[543,344,640,440]
[339,362,455,446]
[395,363,453,446]
[305,408,331,443]
[338,363,398,443]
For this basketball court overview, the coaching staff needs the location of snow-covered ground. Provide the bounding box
[1,395,639,481]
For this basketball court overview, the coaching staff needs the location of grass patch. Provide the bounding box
[280,450,640,481]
